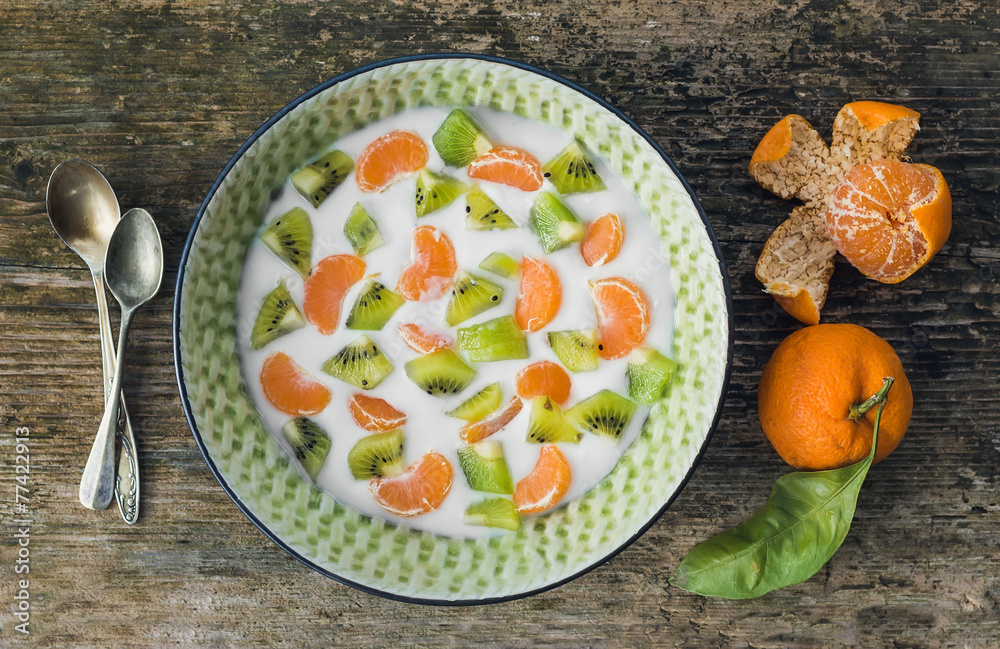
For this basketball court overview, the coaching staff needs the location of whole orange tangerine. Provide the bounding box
[758,323,913,471]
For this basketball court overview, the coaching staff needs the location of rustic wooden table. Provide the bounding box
[2,1,998,647]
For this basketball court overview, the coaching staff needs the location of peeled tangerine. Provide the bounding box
[750,101,951,325]
[825,159,951,284]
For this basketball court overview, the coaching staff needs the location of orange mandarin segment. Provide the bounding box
[355,130,429,192]
[302,254,366,335]
[467,145,544,191]
[514,256,562,333]
[514,361,572,405]
[348,393,407,432]
[590,277,651,360]
[824,159,951,284]
[513,445,571,514]
[459,396,524,444]
[396,225,457,301]
[580,213,624,267]
[370,451,453,517]
[259,351,332,416]
[398,322,453,354]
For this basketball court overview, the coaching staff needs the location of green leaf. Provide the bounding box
[670,378,894,599]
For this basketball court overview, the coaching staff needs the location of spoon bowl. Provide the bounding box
[106,209,165,309]
[46,160,120,269]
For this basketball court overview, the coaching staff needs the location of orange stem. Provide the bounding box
[848,377,894,422]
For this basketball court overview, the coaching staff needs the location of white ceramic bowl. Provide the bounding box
[174,54,732,603]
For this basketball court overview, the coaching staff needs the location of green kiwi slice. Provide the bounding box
[457,315,529,362]
[458,441,514,494]
[526,396,582,444]
[415,169,467,217]
[260,207,313,279]
[281,418,332,481]
[626,347,678,404]
[290,150,354,208]
[404,348,477,397]
[346,429,404,479]
[445,271,505,326]
[321,334,394,390]
[250,282,306,350]
[463,497,521,531]
[446,382,503,421]
[529,192,586,253]
[345,279,405,331]
[542,141,607,195]
[432,108,492,167]
[343,203,386,256]
[465,185,518,230]
[564,389,637,445]
[478,252,520,279]
[547,329,600,373]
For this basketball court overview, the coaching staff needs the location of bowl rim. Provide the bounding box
[172,52,734,605]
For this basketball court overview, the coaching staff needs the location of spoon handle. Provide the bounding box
[93,271,140,523]
[81,311,132,510]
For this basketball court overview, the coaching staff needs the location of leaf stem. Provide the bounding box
[848,377,894,422]
[866,377,893,461]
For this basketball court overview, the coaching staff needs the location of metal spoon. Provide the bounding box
[79,208,163,511]
[46,160,142,522]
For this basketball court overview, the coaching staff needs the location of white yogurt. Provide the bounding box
[236,107,674,538]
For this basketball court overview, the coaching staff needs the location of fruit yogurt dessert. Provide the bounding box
[236,106,676,538]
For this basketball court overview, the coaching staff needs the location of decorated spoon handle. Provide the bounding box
[93,271,140,523]
[81,311,132,510]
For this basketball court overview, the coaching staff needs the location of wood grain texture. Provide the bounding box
[1,1,998,647]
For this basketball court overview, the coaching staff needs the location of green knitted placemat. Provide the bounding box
[178,57,729,602]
